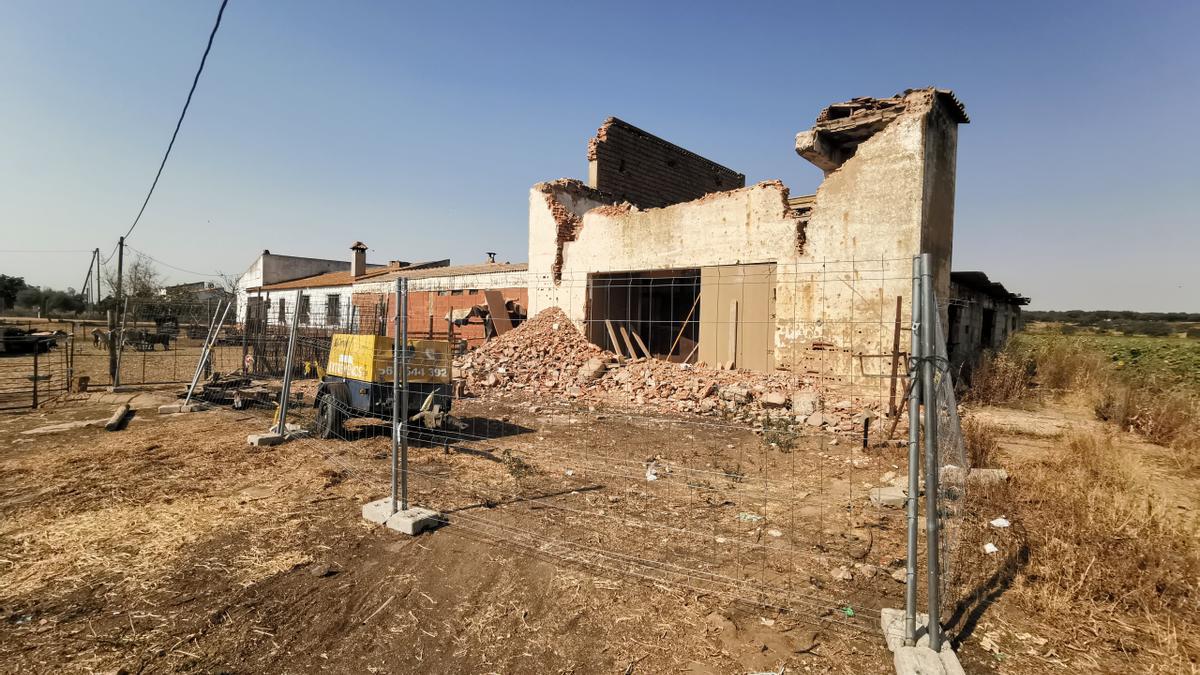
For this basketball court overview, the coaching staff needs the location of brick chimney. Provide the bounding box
[350,241,367,277]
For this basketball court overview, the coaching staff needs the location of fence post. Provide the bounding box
[68,324,75,392]
[904,256,923,645]
[32,344,39,409]
[113,298,129,389]
[920,252,942,651]
[391,278,411,514]
[274,290,302,435]
[107,310,117,385]
[391,280,401,515]
[241,298,250,376]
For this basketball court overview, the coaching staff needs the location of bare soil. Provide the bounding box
[0,389,905,674]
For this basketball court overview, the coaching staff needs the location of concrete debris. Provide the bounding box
[870,485,907,508]
[454,307,886,430]
[791,391,820,416]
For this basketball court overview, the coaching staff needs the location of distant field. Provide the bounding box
[1020,323,1200,390]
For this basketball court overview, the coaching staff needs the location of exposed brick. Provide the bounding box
[588,117,744,209]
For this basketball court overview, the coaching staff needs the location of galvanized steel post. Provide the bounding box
[920,253,942,651]
[399,277,411,512]
[390,278,401,515]
[904,256,923,645]
[275,291,302,435]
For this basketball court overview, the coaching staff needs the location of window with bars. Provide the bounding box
[298,295,310,325]
[326,294,340,326]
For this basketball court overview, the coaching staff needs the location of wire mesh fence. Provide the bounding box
[166,255,970,648]
[931,301,969,620]
[0,331,74,410]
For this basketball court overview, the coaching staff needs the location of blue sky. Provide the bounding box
[1,1,1196,310]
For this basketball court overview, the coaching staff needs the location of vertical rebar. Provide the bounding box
[275,291,302,435]
[400,277,410,511]
[920,252,942,651]
[391,278,401,515]
[904,256,923,645]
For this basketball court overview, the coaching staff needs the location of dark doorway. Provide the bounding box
[586,269,701,361]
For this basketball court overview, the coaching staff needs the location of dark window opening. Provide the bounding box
[981,308,996,349]
[277,298,286,324]
[326,294,340,326]
[586,269,700,362]
[298,295,310,325]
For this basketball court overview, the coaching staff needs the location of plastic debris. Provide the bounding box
[983,542,999,554]
[842,606,855,618]
[989,516,1011,528]
[735,512,764,523]
[645,461,658,481]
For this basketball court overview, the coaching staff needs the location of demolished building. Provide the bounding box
[528,88,1022,404]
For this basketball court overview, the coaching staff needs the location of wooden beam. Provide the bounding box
[630,330,653,360]
[667,293,701,358]
[618,325,639,362]
[604,320,625,363]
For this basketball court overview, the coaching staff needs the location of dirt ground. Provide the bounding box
[0,387,907,674]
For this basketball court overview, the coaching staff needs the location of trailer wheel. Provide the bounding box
[314,394,344,439]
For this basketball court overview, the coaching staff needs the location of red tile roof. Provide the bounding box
[253,262,527,291]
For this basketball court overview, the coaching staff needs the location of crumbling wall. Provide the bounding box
[587,117,745,209]
[529,88,968,400]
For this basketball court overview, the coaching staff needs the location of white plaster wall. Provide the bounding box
[526,96,961,404]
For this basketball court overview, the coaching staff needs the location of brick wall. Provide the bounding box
[587,117,745,209]
[361,287,528,347]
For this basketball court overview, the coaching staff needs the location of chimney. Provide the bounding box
[350,241,368,277]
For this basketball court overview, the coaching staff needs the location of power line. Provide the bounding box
[0,249,95,253]
[101,241,119,265]
[124,244,225,278]
[122,0,230,242]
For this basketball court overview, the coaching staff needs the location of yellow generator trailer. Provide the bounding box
[313,333,453,439]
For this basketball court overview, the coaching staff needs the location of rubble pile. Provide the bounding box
[454,307,890,433]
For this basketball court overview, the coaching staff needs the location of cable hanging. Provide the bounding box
[122,0,230,242]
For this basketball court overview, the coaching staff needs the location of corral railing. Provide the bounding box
[0,332,73,410]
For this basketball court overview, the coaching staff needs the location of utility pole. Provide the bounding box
[94,248,101,306]
[116,236,125,304]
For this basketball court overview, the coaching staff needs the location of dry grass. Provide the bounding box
[964,350,1031,405]
[961,416,999,469]
[970,335,1200,474]
[1007,431,1200,668]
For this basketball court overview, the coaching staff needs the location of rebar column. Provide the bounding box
[920,253,942,651]
[904,256,923,645]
